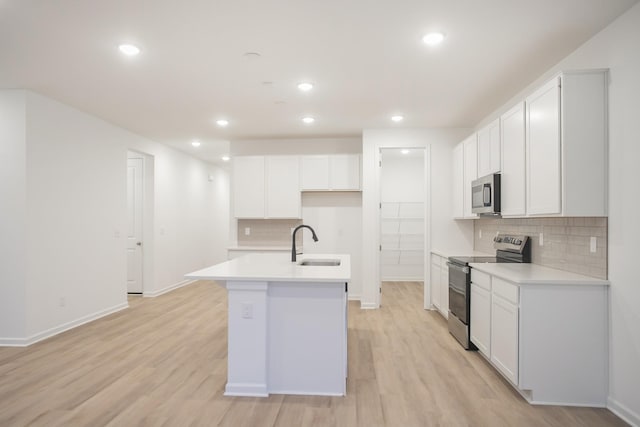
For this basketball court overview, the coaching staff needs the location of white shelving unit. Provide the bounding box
[380,202,424,281]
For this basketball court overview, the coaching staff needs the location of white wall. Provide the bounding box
[361,129,474,309]
[0,91,229,345]
[474,4,640,423]
[0,91,27,341]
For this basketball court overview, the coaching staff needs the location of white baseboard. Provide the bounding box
[608,396,640,426]
[224,382,269,397]
[360,302,378,309]
[348,294,361,301]
[0,302,128,347]
[381,277,424,282]
[143,279,196,298]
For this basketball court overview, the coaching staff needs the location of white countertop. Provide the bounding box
[186,253,351,283]
[469,262,609,286]
[431,248,493,258]
[227,245,293,251]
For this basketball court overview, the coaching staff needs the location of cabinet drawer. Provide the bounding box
[492,277,519,304]
[471,269,491,291]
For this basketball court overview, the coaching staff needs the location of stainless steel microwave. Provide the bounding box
[471,173,501,215]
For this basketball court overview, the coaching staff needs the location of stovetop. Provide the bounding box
[448,234,531,266]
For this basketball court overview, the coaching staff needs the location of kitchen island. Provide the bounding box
[186,253,351,397]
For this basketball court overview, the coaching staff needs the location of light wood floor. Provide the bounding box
[0,281,626,427]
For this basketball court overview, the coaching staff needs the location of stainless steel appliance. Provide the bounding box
[471,173,501,215]
[447,234,531,350]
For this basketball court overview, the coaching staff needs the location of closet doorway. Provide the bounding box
[379,148,426,306]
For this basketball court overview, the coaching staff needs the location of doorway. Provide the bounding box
[126,150,153,295]
[379,148,426,306]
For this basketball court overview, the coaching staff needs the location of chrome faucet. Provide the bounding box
[291,224,318,262]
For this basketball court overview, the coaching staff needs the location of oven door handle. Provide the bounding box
[446,262,469,274]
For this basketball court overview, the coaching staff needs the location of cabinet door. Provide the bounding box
[266,156,301,218]
[330,154,360,190]
[452,143,464,218]
[440,260,449,317]
[300,155,330,190]
[430,259,441,310]
[477,118,501,177]
[462,135,478,218]
[233,156,265,218]
[491,295,519,385]
[526,77,561,215]
[470,283,491,357]
[500,103,526,216]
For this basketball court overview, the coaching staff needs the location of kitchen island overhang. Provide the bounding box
[186,253,351,397]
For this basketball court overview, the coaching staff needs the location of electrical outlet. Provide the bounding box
[590,237,597,253]
[539,233,544,246]
[241,303,253,319]
[244,227,251,236]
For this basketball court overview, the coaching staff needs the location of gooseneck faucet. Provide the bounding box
[291,224,319,262]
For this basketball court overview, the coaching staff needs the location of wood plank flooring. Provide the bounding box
[0,281,626,426]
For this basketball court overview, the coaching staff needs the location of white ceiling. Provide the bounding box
[1,0,637,164]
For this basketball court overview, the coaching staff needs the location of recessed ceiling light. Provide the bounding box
[391,115,404,122]
[302,116,315,124]
[118,44,140,56]
[422,32,445,46]
[216,119,229,127]
[401,149,410,155]
[191,140,201,147]
[297,82,314,92]
[222,155,230,162]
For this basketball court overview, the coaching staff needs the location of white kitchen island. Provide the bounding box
[186,253,350,397]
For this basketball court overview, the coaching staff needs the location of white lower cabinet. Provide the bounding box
[490,293,519,385]
[430,256,441,310]
[470,267,608,406]
[470,283,491,357]
[430,253,449,318]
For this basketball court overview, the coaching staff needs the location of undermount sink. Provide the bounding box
[299,259,341,266]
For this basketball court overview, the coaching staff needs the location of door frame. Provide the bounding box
[126,150,154,296]
[361,134,432,310]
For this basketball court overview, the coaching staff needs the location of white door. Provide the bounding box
[127,157,143,293]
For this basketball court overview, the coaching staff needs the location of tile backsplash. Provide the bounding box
[237,219,302,247]
[474,217,608,279]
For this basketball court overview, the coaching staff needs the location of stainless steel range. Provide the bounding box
[447,234,531,350]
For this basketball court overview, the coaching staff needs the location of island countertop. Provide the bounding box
[185,252,351,283]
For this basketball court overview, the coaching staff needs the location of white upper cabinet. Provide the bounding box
[500,102,526,216]
[300,155,330,190]
[266,156,301,218]
[233,156,266,218]
[526,77,561,215]
[330,154,360,190]
[452,143,464,219]
[559,70,608,217]
[526,70,608,217]
[462,135,478,219]
[477,118,501,177]
[300,154,361,191]
[233,155,301,219]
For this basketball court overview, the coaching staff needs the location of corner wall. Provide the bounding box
[0,91,27,341]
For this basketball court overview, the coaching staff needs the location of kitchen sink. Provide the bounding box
[299,259,341,266]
